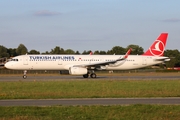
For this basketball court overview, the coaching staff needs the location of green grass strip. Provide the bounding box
[0,80,180,99]
[0,105,180,120]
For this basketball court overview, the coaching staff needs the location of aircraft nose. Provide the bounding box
[4,63,8,68]
[5,62,12,69]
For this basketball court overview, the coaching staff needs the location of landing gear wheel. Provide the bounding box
[23,70,27,79]
[90,73,96,78]
[83,74,89,78]
[23,75,27,79]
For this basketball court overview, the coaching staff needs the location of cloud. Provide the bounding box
[162,18,180,22]
[34,10,61,16]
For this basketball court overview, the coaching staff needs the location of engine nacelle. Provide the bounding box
[69,67,87,75]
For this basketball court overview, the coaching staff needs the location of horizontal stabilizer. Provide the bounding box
[154,57,170,62]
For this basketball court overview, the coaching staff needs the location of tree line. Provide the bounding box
[0,44,180,67]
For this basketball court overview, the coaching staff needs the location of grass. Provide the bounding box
[0,105,180,120]
[1,74,180,119]
[0,80,180,99]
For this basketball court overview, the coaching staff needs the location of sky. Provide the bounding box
[0,0,180,53]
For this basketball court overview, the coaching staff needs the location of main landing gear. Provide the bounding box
[22,70,96,79]
[83,71,97,78]
[23,70,27,79]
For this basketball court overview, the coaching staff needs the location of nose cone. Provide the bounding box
[5,62,12,69]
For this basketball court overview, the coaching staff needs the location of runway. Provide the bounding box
[1,98,180,106]
[1,74,180,81]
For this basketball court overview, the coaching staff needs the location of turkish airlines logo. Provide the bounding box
[150,40,165,56]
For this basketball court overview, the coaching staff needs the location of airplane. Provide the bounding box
[5,33,170,79]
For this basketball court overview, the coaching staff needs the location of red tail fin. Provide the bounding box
[143,33,168,56]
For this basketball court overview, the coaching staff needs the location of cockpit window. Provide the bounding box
[11,59,18,61]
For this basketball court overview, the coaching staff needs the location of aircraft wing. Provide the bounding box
[73,48,132,68]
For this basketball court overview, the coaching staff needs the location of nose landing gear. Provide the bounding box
[23,70,27,79]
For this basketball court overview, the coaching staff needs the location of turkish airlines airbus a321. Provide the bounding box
[5,33,170,79]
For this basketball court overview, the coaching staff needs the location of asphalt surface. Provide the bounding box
[1,98,180,106]
[1,74,180,81]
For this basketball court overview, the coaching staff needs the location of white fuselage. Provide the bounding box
[5,54,167,71]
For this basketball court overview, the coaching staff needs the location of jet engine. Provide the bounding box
[69,67,87,75]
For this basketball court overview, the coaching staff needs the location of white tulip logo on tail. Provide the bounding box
[150,40,164,56]
[142,33,168,56]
